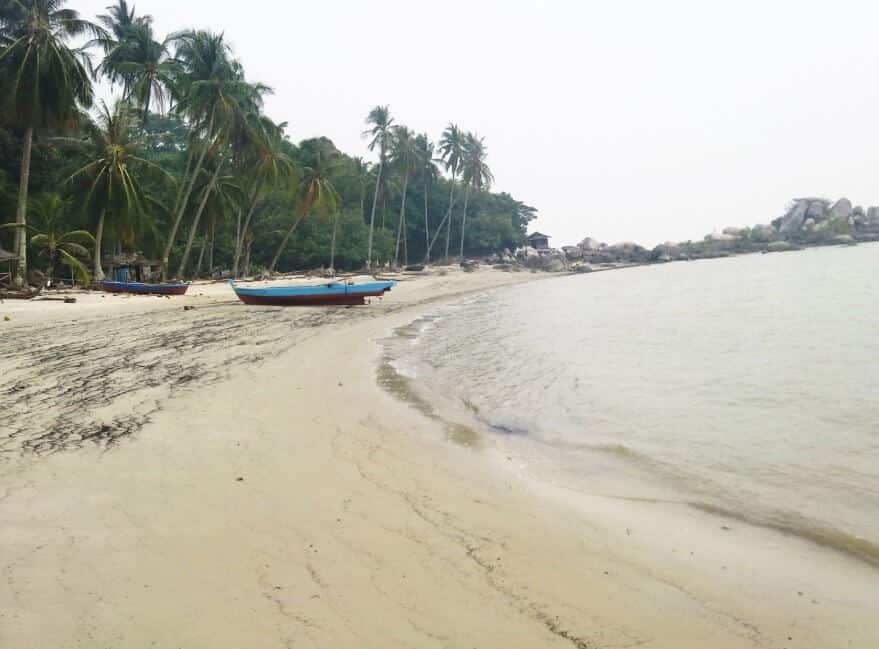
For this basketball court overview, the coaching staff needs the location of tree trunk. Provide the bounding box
[443,173,457,260]
[233,186,261,278]
[195,236,206,276]
[269,212,306,273]
[329,212,339,272]
[161,112,214,279]
[366,158,383,268]
[423,179,430,258]
[93,209,106,281]
[458,183,471,260]
[12,126,33,287]
[176,158,223,278]
[402,208,408,267]
[244,236,252,277]
[208,217,215,275]
[394,166,410,267]
[425,175,456,263]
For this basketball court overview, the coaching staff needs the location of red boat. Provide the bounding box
[229,280,395,306]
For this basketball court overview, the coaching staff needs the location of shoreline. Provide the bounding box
[2,267,878,648]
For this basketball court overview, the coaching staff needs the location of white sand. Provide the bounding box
[1,268,877,648]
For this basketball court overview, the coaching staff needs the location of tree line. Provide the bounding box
[0,0,536,287]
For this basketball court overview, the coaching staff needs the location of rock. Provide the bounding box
[750,223,776,242]
[853,205,865,217]
[832,234,855,245]
[578,237,603,251]
[562,246,584,261]
[571,262,593,273]
[867,207,879,223]
[544,257,567,272]
[767,241,793,252]
[705,232,736,242]
[779,202,808,234]
[803,218,816,231]
[806,200,828,220]
[722,226,743,236]
[829,198,852,219]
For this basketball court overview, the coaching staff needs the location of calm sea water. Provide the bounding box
[382,244,879,564]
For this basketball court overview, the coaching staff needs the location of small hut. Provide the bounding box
[526,232,551,250]
[0,248,17,285]
[103,252,161,282]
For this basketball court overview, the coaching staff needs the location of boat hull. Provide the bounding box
[230,280,395,306]
[97,280,190,296]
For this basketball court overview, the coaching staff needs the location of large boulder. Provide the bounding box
[779,201,809,234]
[806,200,829,220]
[562,245,584,261]
[578,237,603,251]
[829,198,853,219]
[751,223,776,242]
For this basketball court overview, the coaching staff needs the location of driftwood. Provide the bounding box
[0,284,43,301]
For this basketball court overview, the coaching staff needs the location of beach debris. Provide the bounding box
[183,305,195,311]
[3,315,9,321]
[236,476,244,482]
[721,525,732,531]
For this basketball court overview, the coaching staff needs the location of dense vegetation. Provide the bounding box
[0,0,536,287]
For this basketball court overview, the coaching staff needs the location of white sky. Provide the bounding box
[77,0,879,246]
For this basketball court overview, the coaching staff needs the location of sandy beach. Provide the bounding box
[2,268,877,649]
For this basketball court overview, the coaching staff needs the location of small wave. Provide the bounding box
[689,501,879,567]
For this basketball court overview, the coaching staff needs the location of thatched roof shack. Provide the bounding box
[102,252,161,283]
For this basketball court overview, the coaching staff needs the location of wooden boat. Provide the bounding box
[97,280,190,296]
[230,279,395,306]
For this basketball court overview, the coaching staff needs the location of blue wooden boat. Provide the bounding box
[97,280,190,296]
[230,279,395,306]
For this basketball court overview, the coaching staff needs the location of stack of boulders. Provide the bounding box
[514,245,569,272]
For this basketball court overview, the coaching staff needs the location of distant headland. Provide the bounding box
[510,197,877,272]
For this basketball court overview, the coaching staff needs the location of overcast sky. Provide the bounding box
[77,0,879,247]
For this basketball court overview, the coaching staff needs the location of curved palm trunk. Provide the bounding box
[394,167,410,267]
[423,179,430,256]
[195,236,207,276]
[93,209,106,281]
[458,183,471,260]
[176,159,223,278]
[443,173,457,261]
[366,159,383,268]
[12,126,34,287]
[161,113,214,279]
[424,176,456,263]
[269,212,306,274]
[233,186,260,278]
[329,213,339,271]
[208,218,215,275]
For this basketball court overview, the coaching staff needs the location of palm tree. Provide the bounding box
[458,132,493,259]
[232,116,295,277]
[66,100,170,280]
[160,30,259,278]
[361,105,393,268]
[269,150,340,273]
[1,193,94,285]
[389,125,416,266]
[414,133,438,257]
[95,3,177,125]
[424,123,464,262]
[0,0,100,286]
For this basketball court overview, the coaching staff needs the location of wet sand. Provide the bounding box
[1,268,877,648]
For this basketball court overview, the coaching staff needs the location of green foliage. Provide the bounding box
[0,1,537,282]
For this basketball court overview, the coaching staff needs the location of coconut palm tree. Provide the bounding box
[361,105,393,269]
[65,100,170,280]
[269,150,340,273]
[160,30,261,278]
[0,0,101,286]
[1,193,94,285]
[414,133,438,257]
[458,132,493,259]
[423,123,464,262]
[232,116,295,277]
[389,125,416,266]
[95,5,177,125]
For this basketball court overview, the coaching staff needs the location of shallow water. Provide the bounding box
[382,245,879,564]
